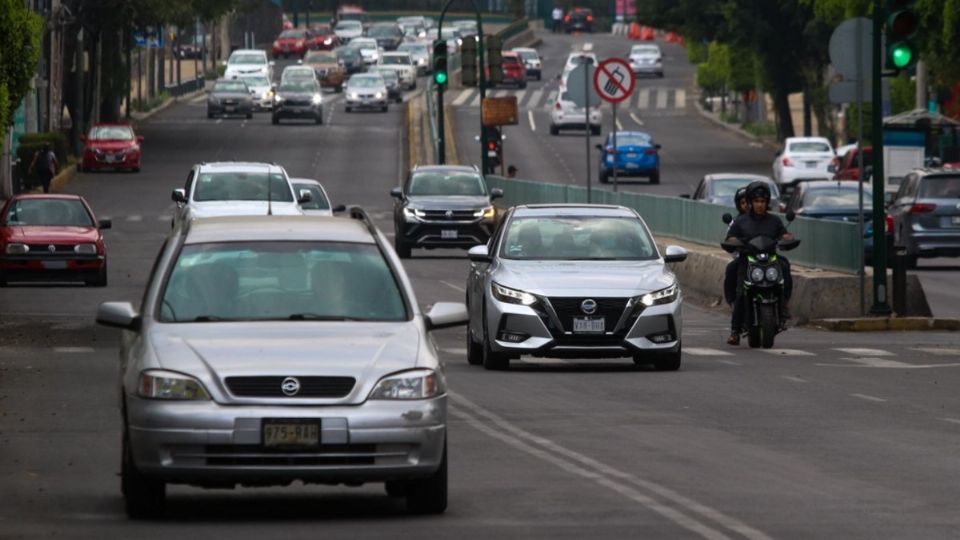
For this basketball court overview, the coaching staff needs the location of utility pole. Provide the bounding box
[870,0,891,315]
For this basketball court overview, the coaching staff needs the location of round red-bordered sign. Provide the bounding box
[593,58,635,104]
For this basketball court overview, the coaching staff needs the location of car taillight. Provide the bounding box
[555,101,562,110]
[885,214,894,234]
[782,157,793,167]
[644,148,658,155]
[564,15,570,22]
[910,203,936,214]
[488,141,497,151]
[586,15,593,22]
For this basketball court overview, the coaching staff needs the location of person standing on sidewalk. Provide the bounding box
[552,6,564,33]
[29,143,58,194]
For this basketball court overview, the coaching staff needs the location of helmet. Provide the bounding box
[734,187,748,206]
[746,181,771,202]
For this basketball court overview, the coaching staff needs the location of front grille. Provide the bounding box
[315,68,328,77]
[284,99,311,107]
[222,99,239,105]
[200,444,379,466]
[224,376,355,398]
[421,209,477,221]
[26,243,76,254]
[547,297,629,333]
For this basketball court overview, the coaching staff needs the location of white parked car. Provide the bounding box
[349,37,382,65]
[223,49,274,81]
[629,44,663,77]
[377,52,417,89]
[772,137,837,186]
[550,88,602,136]
[334,20,363,43]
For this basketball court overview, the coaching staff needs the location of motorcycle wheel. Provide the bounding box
[759,305,778,349]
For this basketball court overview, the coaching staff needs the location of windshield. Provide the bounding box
[802,188,872,208]
[293,183,331,210]
[278,80,317,93]
[159,242,407,323]
[501,216,657,260]
[788,141,832,153]
[279,30,306,39]
[381,55,410,65]
[4,199,94,227]
[282,68,314,80]
[88,126,133,140]
[369,25,400,37]
[375,68,398,82]
[213,81,248,93]
[712,179,779,198]
[238,75,269,87]
[338,13,366,23]
[348,76,383,88]
[919,176,960,198]
[398,44,426,54]
[192,172,294,202]
[338,47,361,59]
[336,21,362,30]
[305,52,336,63]
[631,46,659,55]
[229,53,265,65]
[351,39,377,49]
[408,172,486,196]
[516,50,538,61]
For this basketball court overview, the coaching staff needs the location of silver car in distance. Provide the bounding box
[96,210,467,518]
[465,204,687,371]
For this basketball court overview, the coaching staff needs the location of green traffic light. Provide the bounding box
[890,44,914,69]
[435,71,448,85]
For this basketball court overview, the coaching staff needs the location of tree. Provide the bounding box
[0,0,43,148]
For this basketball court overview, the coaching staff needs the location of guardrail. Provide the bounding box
[164,76,205,97]
[485,175,863,274]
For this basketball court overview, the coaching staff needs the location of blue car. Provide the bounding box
[597,131,661,184]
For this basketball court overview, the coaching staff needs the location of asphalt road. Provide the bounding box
[3,33,960,539]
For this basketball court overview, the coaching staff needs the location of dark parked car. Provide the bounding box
[367,23,404,51]
[564,7,594,33]
[272,79,324,125]
[390,165,503,258]
[207,79,253,119]
[684,173,780,209]
[888,169,960,267]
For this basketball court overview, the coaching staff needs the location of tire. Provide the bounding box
[207,111,214,119]
[405,441,447,514]
[246,111,253,119]
[653,342,682,371]
[395,236,412,259]
[76,163,83,173]
[536,73,541,81]
[650,171,660,184]
[466,315,483,366]
[86,263,107,287]
[599,170,609,184]
[345,106,352,113]
[132,167,141,173]
[315,114,323,125]
[747,326,761,348]
[481,308,510,370]
[519,81,527,89]
[396,97,403,104]
[549,124,559,136]
[122,429,165,519]
[381,105,388,112]
[758,305,778,349]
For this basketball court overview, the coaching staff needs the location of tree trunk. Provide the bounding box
[772,89,794,141]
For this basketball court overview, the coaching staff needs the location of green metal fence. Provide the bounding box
[485,176,863,274]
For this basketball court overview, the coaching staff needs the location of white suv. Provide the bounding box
[378,52,417,89]
[223,49,274,81]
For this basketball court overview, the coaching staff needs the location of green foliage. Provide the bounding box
[889,74,916,115]
[686,40,708,64]
[846,102,873,144]
[696,42,730,94]
[0,0,43,134]
[132,91,171,113]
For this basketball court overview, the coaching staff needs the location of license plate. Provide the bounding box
[441,230,458,239]
[262,420,320,447]
[626,163,639,169]
[573,317,605,334]
[952,216,960,225]
[225,106,235,112]
[626,153,637,158]
[42,260,67,269]
[805,162,818,168]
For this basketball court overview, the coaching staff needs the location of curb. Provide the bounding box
[807,317,960,332]
[130,84,209,123]
[692,100,778,150]
[50,163,77,193]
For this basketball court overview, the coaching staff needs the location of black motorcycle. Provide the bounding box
[721,213,800,349]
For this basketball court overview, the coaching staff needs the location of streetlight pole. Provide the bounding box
[870,0,891,315]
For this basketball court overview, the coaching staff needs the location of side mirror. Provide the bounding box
[654,143,662,150]
[268,60,276,66]
[390,186,403,199]
[171,188,187,204]
[96,302,141,331]
[136,135,145,143]
[424,302,469,331]
[98,219,112,230]
[786,210,796,222]
[467,244,491,263]
[721,212,733,224]
[489,188,504,200]
[679,194,691,199]
[663,245,688,263]
[298,189,313,204]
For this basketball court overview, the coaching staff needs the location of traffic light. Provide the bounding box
[461,35,478,87]
[884,0,919,72]
[486,34,503,86]
[433,40,448,87]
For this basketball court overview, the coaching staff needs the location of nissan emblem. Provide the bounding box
[580,299,598,315]
[280,377,301,396]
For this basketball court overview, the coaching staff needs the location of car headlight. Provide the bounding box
[5,243,29,255]
[311,94,323,104]
[274,95,284,103]
[368,368,445,400]
[640,283,678,307]
[208,97,220,104]
[138,370,210,400]
[74,243,97,255]
[473,206,496,219]
[492,282,538,306]
[375,92,384,99]
[749,266,766,283]
[765,266,781,282]
[403,207,424,221]
[348,92,360,100]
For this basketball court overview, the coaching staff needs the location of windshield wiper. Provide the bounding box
[287,313,363,321]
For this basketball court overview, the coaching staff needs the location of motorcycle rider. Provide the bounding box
[723,187,750,309]
[725,182,794,345]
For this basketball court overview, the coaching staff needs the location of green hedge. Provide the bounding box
[15,131,70,187]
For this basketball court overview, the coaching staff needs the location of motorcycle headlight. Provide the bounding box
[402,207,424,221]
[749,267,766,283]
[74,243,97,255]
[311,94,323,104]
[765,266,781,282]
[138,370,210,400]
[369,369,445,400]
[473,206,496,219]
[492,282,538,306]
[5,243,29,255]
[640,283,678,307]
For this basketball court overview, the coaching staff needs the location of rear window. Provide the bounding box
[280,30,306,39]
[88,126,133,140]
[788,141,832,153]
[503,56,520,65]
[919,176,960,198]
[802,188,871,208]
[193,172,294,203]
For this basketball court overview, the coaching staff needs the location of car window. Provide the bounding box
[501,216,657,260]
[381,55,410,65]
[503,56,521,65]
[919,176,960,198]
[192,172,294,203]
[229,53,265,65]
[788,141,832,153]
[336,21,362,30]
[279,30,306,39]
[158,241,407,322]
[278,80,317,92]
[88,126,133,140]
[369,25,401,37]
[213,80,248,93]
[615,133,652,146]
[239,75,270,87]
[516,50,538,61]
[4,199,94,227]
[348,76,382,88]
[802,188,871,208]
[293,183,331,210]
[408,172,487,196]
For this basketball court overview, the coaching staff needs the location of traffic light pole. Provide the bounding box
[436,0,487,173]
[870,0,892,315]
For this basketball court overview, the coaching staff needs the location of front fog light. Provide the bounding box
[369,369,445,400]
[139,370,210,400]
[5,243,29,255]
[492,282,538,306]
[74,243,97,255]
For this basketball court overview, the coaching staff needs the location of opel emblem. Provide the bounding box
[580,299,598,315]
[445,210,454,218]
[280,377,301,396]
[48,244,56,253]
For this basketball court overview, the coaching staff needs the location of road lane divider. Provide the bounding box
[629,112,644,126]
[440,280,465,293]
[850,393,887,403]
[528,110,536,132]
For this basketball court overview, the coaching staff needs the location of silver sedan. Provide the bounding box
[465,204,687,370]
[96,212,467,517]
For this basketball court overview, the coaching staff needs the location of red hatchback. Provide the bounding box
[272,29,311,58]
[500,52,527,88]
[309,23,337,50]
[81,123,143,173]
[0,194,110,286]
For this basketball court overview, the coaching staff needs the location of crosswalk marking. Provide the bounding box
[452,90,473,106]
[684,347,733,357]
[469,92,481,107]
[763,349,816,356]
[675,88,686,108]
[158,215,172,222]
[851,393,887,403]
[833,348,894,357]
[781,376,808,383]
[126,215,142,222]
[514,89,526,105]
[637,89,650,109]
[527,88,543,108]
[656,89,668,109]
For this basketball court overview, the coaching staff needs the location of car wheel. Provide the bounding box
[536,73,541,81]
[549,124,559,136]
[345,106,352,113]
[0,272,6,287]
[649,171,660,184]
[396,97,402,103]
[76,163,83,173]
[482,308,510,370]
[315,114,323,125]
[381,105,388,112]
[652,343,682,371]
[271,115,279,125]
[466,315,483,366]
[132,167,140,173]
[658,72,664,78]
[519,81,527,89]
[405,440,447,514]
[122,428,165,519]
[395,236,412,259]
[86,263,107,287]
[246,111,253,119]
[207,111,214,119]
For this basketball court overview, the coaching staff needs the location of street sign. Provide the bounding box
[829,17,874,81]
[481,96,519,127]
[593,58,635,103]
[828,78,890,104]
[133,31,163,49]
[565,64,601,108]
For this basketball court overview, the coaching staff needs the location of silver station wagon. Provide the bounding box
[97,211,467,517]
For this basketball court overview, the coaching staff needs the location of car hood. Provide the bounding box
[2,225,99,243]
[149,322,422,404]
[188,201,303,218]
[211,91,252,100]
[277,91,317,100]
[494,259,674,297]
[406,195,490,210]
[225,66,266,75]
[379,64,413,71]
[276,37,304,44]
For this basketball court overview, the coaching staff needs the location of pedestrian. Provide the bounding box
[551,6,563,34]
[29,142,58,194]
[507,165,518,178]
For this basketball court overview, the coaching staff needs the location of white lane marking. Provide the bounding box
[763,349,815,356]
[716,359,742,366]
[615,117,623,130]
[675,88,686,108]
[514,89,526,105]
[942,418,960,425]
[126,215,142,222]
[451,393,773,540]
[840,357,915,368]
[100,216,113,221]
[216,118,223,124]
[527,109,537,132]
[526,88,543,108]
[189,94,207,104]
[629,112,645,126]
[493,89,508,98]
[54,347,95,353]
[781,376,808,383]
[684,348,733,357]
[637,88,650,109]
[656,89,668,109]
[452,89,474,106]
[833,348,894,357]
[440,347,468,356]
[440,280,465,293]
[913,347,960,356]
[469,92,482,107]
[158,215,171,222]
[851,393,887,403]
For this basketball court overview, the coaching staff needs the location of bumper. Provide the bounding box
[208,103,253,116]
[551,109,602,129]
[125,394,447,486]
[0,256,105,283]
[320,74,345,88]
[602,156,659,176]
[631,64,663,75]
[252,97,273,110]
[566,24,592,33]
[273,105,322,119]
[83,152,140,170]
[905,230,960,257]
[399,219,494,248]
[524,67,541,78]
[485,295,682,359]
[346,98,387,110]
[778,166,832,185]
